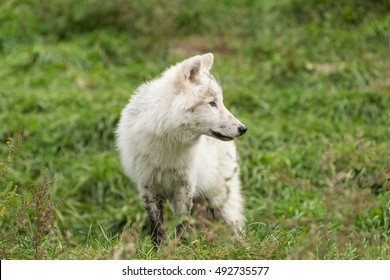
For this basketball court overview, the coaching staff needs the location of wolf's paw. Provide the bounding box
[174,220,193,242]
[152,229,167,248]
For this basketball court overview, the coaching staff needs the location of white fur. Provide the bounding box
[116,53,246,235]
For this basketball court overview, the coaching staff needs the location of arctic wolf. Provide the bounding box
[116,53,247,244]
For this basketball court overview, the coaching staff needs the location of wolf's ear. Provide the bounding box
[202,53,214,71]
[183,55,202,82]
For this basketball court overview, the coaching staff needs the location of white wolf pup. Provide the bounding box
[116,53,247,244]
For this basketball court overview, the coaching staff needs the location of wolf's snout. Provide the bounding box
[238,125,247,136]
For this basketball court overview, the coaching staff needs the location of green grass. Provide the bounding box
[1,0,389,259]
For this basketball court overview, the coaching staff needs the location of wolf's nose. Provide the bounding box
[238,125,247,136]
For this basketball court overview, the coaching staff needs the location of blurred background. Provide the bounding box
[0,0,389,259]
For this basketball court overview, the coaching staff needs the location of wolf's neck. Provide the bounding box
[142,131,200,169]
[157,129,200,153]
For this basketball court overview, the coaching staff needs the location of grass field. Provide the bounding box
[1,0,389,259]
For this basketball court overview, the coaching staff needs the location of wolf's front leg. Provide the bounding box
[141,189,165,245]
[171,184,194,238]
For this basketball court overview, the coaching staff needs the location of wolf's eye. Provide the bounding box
[209,101,217,108]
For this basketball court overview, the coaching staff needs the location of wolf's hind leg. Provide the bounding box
[210,179,244,235]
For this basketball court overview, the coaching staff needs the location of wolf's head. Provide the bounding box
[170,53,247,142]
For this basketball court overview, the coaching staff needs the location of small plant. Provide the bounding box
[0,134,60,259]
[0,136,20,219]
[1,135,20,258]
[25,179,59,259]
